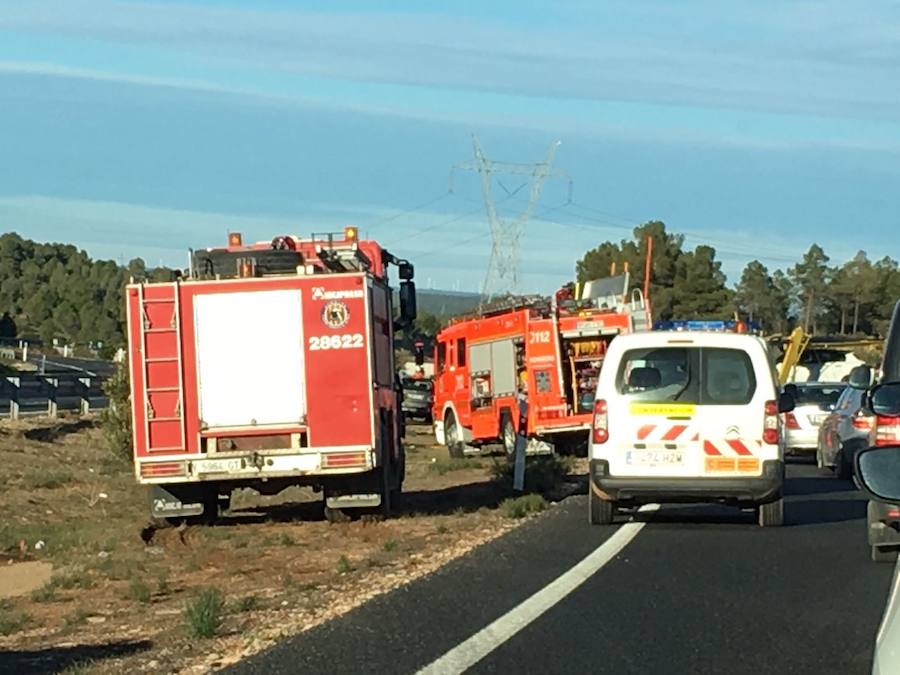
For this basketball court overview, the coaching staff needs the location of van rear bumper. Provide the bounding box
[590,459,784,506]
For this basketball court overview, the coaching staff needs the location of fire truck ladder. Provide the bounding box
[315,244,372,273]
[137,282,187,453]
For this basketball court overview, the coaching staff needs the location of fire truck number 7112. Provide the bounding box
[530,330,551,344]
[308,334,364,351]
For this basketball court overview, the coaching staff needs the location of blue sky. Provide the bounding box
[1,0,899,293]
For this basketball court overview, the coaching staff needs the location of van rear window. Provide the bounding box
[616,347,757,406]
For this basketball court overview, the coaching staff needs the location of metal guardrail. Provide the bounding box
[1,374,109,420]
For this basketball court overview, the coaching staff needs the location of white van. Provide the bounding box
[589,331,793,527]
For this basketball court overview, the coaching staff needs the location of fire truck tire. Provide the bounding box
[445,411,465,459]
[501,413,516,458]
[588,487,614,525]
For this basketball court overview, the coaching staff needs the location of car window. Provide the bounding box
[702,348,757,405]
[836,388,852,410]
[616,347,756,405]
[403,379,433,392]
[795,385,843,408]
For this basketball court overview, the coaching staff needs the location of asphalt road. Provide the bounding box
[227,461,896,675]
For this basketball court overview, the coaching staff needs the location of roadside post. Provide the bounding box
[77,377,91,416]
[513,395,528,491]
[6,376,19,420]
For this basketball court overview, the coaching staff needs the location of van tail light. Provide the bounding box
[763,400,779,445]
[851,410,874,431]
[874,416,900,447]
[592,399,609,444]
[784,412,800,430]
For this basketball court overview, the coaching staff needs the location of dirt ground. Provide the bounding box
[0,418,585,674]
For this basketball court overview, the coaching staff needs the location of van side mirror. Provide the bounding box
[856,445,900,503]
[868,382,900,417]
[849,365,873,390]
[778,392,795,414]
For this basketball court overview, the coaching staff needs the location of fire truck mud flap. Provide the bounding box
[149,485,205,519]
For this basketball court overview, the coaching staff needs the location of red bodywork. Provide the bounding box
[127,233,401,487]
[433,288,651,452]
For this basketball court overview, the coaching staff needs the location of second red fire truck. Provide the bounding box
[432,266,653,457]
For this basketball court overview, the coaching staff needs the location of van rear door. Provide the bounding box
[606,344,767,478]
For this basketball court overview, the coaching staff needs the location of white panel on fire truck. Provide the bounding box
[470,343,492,374]
[491,339,517,396]
[194,290,305,429]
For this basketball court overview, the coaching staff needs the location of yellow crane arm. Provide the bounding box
[778,327,811,385]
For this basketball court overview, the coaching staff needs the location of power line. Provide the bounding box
[368,191,453,229]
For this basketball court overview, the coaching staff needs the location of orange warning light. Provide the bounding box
[228,232,243,247]
[344,226,358,241]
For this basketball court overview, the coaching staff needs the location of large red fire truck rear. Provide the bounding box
[433,266,652,457]
[126,228,416,523]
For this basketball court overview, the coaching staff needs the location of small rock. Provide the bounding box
[145,546,165,556]
[147,660,159,670]
[98,492,109,499]
[281,600,288,607]
[97,551,110,559]
[45,510,53,515]
[87,616,107,624]
[34,540,45,550]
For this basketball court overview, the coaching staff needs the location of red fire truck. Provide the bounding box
[433,267,652,457]
[126,228,417,523]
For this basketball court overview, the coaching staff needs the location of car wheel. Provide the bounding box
[872,545,900,563]
[588,483,614,525]
[757,498,784,527]
[835,449,851,480]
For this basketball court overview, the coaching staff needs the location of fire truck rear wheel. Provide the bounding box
[445,411,465,459]
[501,413,516,459]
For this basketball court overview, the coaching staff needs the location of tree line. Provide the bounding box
[576,221,900,336]
[2,226,896,357]
[0,232,173,357]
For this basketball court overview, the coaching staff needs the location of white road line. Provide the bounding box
[417,504,658,675]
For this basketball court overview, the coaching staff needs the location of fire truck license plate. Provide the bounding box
[626,450,684,467]
[194,458,244,475]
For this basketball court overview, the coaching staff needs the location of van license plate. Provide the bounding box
[626,450,684,467]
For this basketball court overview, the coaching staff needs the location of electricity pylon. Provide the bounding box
[452,136,570,303]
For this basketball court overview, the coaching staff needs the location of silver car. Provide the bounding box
[784,382,844,455]
[817,385,874,479]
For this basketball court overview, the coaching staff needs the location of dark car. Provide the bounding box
[401,376,434,424]
[816,385,873,478]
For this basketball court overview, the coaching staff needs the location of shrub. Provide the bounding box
[491,455,572,493]
[0,609,30,635]
[24,469,74,490]
[234,596,259,613]
[429,458,482,476]
[100,362,132,462]
[184,588,224,639]
[500,494,548,519]
[336,555,353,575]
[128,577,152,604]
[383,539,398,552]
